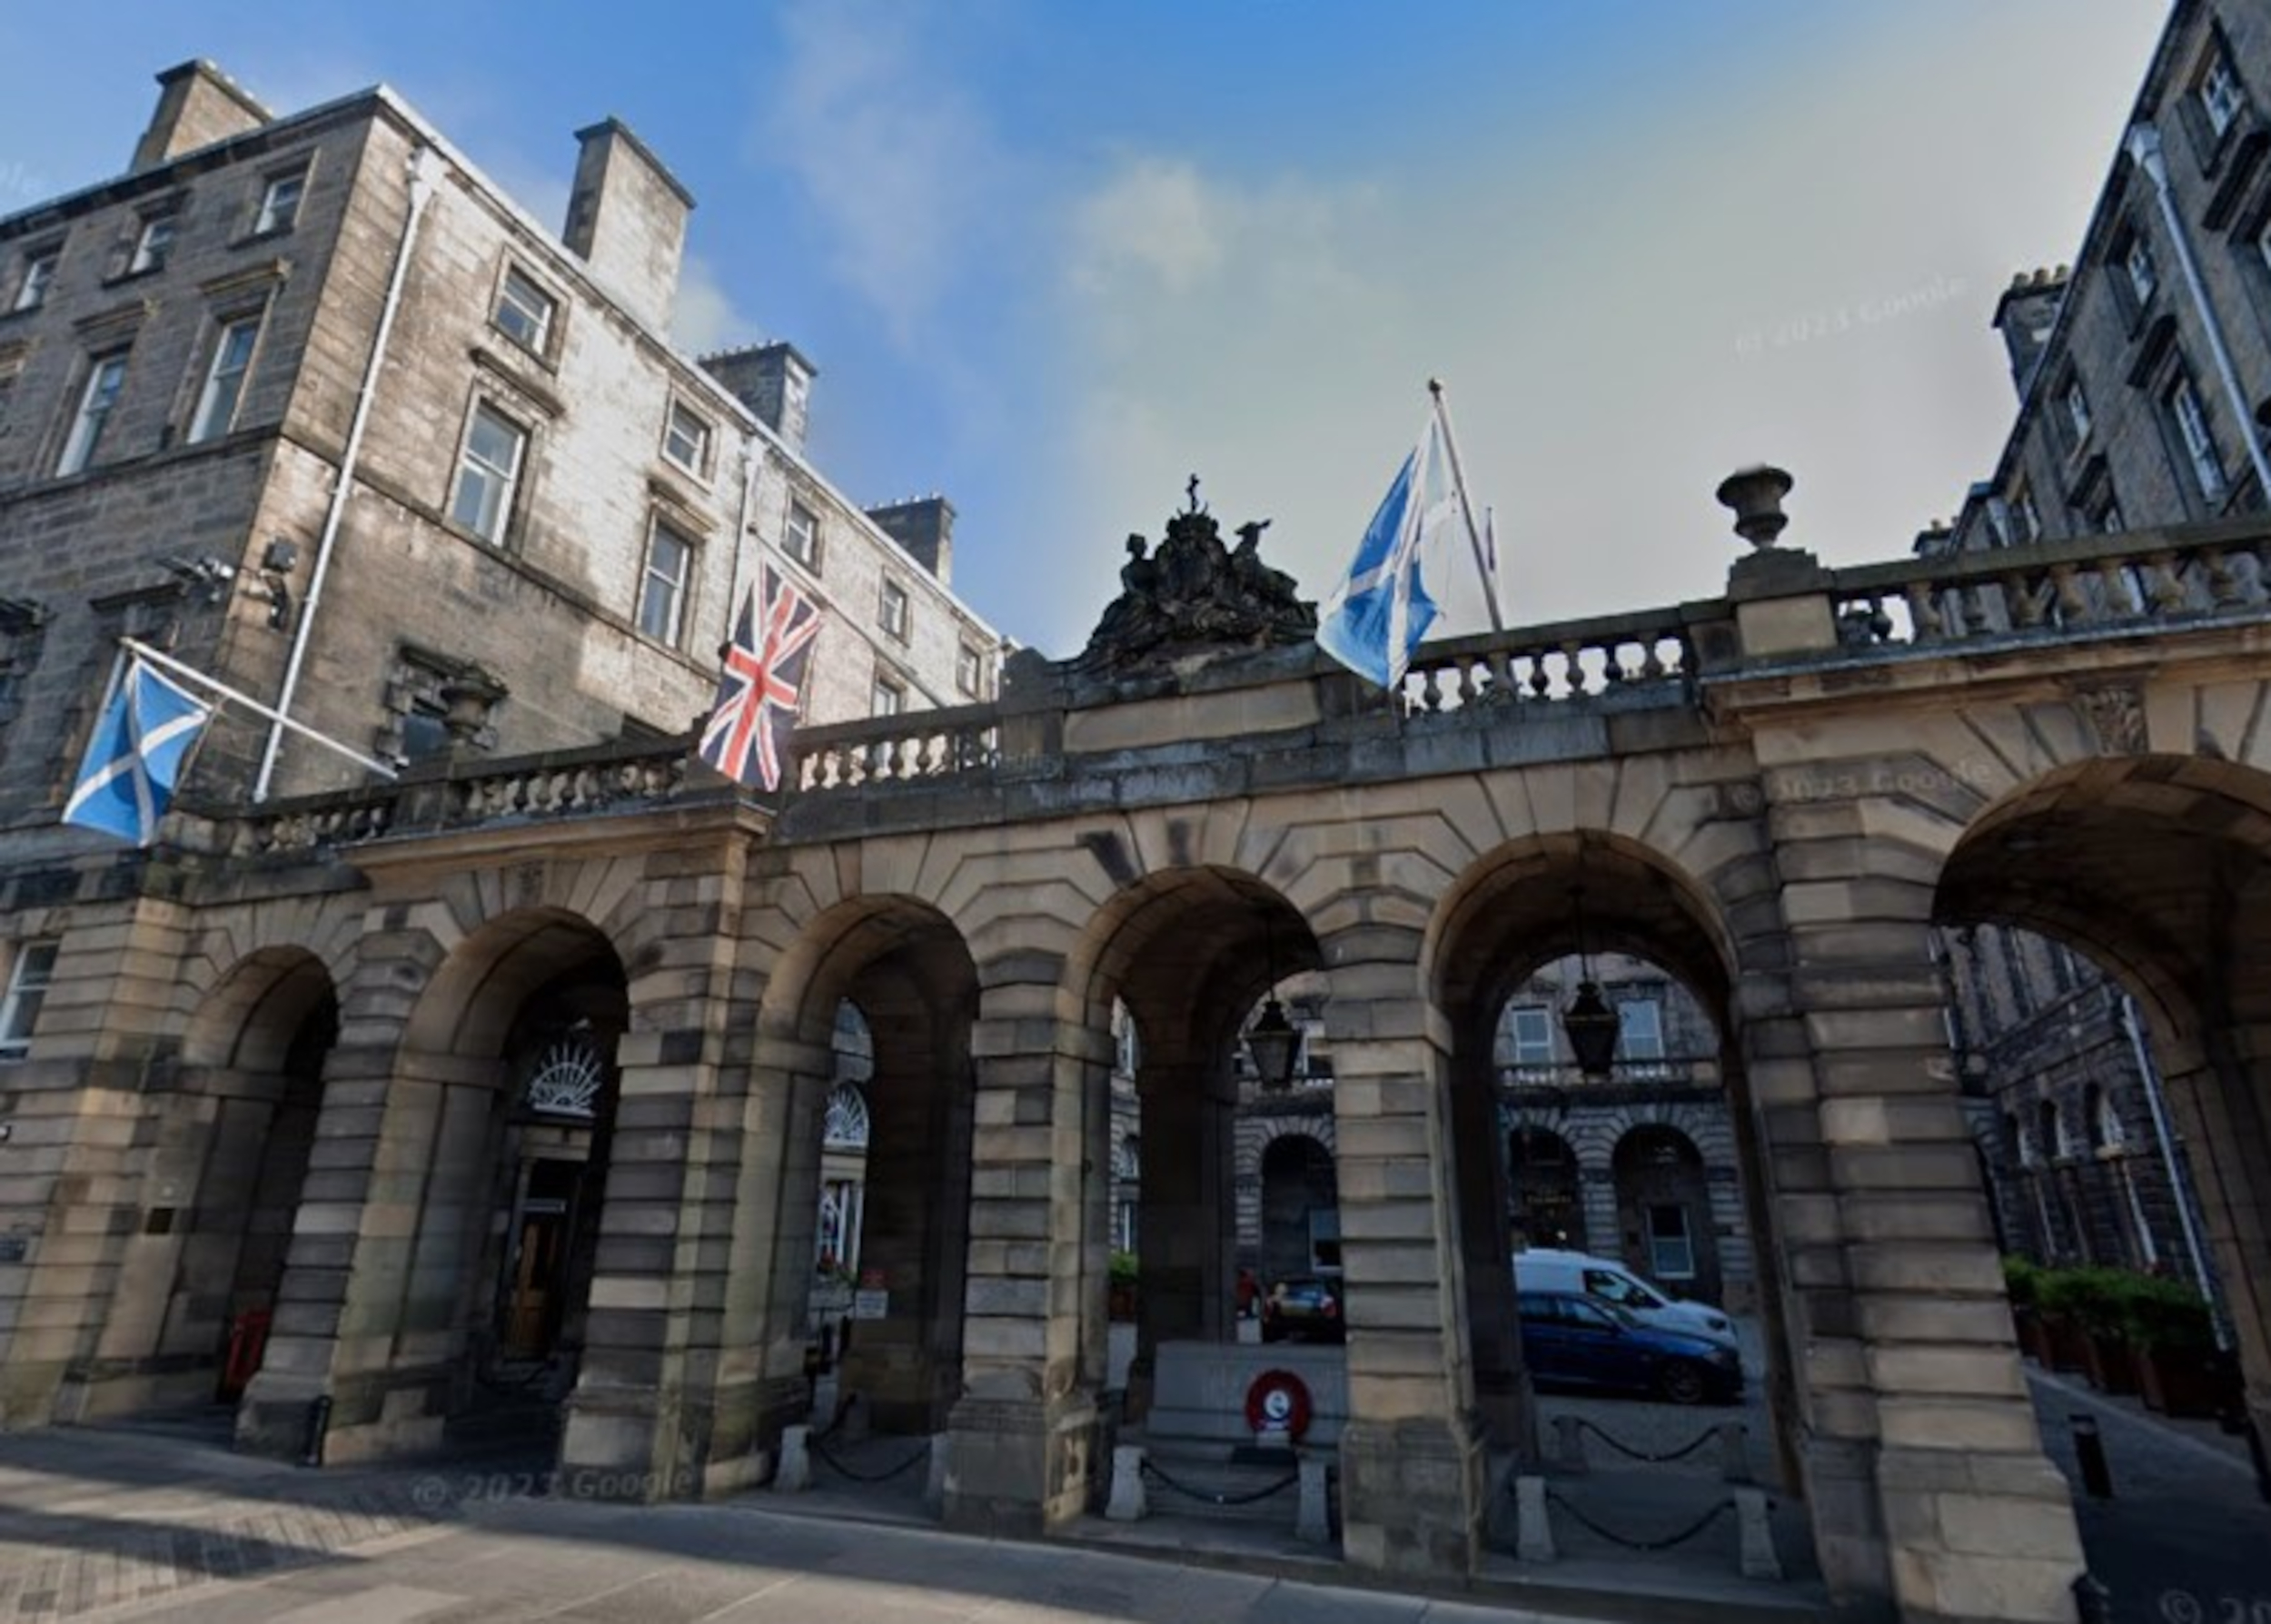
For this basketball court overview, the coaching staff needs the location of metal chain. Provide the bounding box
[808,1433,931,1484]
[1138,1458,1301,1508]
[1574,1419,1722,1464]
[1542,1489,1737,1552]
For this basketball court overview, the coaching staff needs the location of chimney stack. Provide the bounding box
[134,61,271,172]
[562,118,692,333]
[699,342,816,455]
[865,496,956,585]
[1991,265,2068,399]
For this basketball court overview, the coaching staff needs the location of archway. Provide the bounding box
[1259,1134,1338,1283]
[1611,1124,1720,1306]
[79,948,338,1421]
[1936,754,2271,1462]
[745,896,981,1442]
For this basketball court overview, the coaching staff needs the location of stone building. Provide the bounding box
[1919,0,2271,1297]
[0,61,1001,1431]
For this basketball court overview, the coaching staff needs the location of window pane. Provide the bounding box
[664,404,708,470]
[59,356,126,475]
[640,525,690,642]
[258,173,304,233]
[0,941,58,1058]
[496,270,554,350]
[1617,999,1664,1060]
[191,318,261,442]
[13,252,55,312]
[452,406,524,541]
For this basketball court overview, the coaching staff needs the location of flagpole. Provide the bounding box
[120,638,399,779]
[1426,377,1503,633]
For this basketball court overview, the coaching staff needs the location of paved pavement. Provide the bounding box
[2026,1366,2271,1623]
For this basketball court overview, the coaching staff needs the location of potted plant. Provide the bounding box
[2003,1256,2048,1363]
[2033,1267,2097,1376]
[2073,1269,2140,1395]
[1109,1250,1140,1322]
[2126,1275,2222,1418]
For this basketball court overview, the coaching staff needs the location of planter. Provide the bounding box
[2082,1333,2139,1395]
[2043,1314,2093,1375]
[2137,1346,2226,1419]
[2011,1307,2051,1365]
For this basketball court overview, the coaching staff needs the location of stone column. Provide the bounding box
[1448,1067,1531,1450]
[1769,827,2085,1622]
[1323,924,1487,1579]
[2154,1037,2271,1455]
[1135,1048,1234,1351]
[940,959,1097,1536]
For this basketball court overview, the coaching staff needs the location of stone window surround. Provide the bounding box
[489,257,563,367]
[55,349,130,478]
[184,306,268,446]
[446,392,533,549]
[2189,27,2249,154]
[660,396,714,482]
[956,639,984,698]
[637,512,698,649]
[783,495,822,572]
[871,669,906,717]
[878,575,911,644]
[115,201,183,282]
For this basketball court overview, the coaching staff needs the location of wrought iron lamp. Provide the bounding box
[1248,916,1301,1092]
[1561,884,1621,1081]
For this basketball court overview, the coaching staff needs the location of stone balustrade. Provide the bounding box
[790,702,1001,791]
[1395,609,1697,712]
[1824,518,2271,653]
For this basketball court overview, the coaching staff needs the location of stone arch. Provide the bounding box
[738,892,982,1437]
[1611,1123,1721,1305]
[79,946,341,1421]
[1936,751,2271,1451]
[1059,865,1324,1408]
[1257,1132,1338,1283]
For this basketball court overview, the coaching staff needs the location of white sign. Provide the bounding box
[852,1289,888,1321]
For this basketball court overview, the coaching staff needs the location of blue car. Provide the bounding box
[1517,1290,1742,1405]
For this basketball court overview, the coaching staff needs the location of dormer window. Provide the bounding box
[128,213,176,276]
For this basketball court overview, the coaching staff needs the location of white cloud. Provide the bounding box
[673,253,757,353]
[760,0,1007,344]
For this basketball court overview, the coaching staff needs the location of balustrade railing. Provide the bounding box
[222,736,703,856]
[1395,610,1696,714]
[1823,521,2271,655]
[792,703,1000,791]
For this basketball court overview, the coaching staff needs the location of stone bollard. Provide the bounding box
[1734,1486,1781,1580]
[1553,1414,1589,1474]
[1718,1422,1750,1484]
[776,1424,812,1492]
[1105,1444,1148,1521]
[1295,1453,1331,1544]
[926,1434,948,1510]
[1514,1475,1557,1562]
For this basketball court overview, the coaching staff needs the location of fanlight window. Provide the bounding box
[524,1031,606,1118]
[824,1083,870,1150]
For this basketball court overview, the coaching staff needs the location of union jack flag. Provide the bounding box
[699,561,823,792]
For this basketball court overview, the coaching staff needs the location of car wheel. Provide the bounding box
[1659,1360,1709,1406]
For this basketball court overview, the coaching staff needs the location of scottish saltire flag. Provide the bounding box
[63,658,214,846]
[1316,418,1463,688]
[699,559,823,792]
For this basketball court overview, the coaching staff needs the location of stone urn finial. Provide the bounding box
[439,668,509,748]
[1716,465,1794,550]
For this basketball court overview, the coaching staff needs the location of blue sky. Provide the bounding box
[1,3,2167,656]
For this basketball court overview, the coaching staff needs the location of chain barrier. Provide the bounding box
[1542,1489,1739,1552]
[1138,1458,1300,1508]
[808,1431,932,1484]
[1573,1419,1721,1464]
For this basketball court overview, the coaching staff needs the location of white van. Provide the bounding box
[1512,1248,1738,1352]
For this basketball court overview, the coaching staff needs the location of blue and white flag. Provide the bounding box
[1316,418,1463,688]
[63,658,214,846]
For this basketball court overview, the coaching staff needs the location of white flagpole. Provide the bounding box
[120,638,399,780]
[1426,377,1503,633]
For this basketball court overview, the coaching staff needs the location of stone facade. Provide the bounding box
[0,62,1004,850]
[1919,1,2271,1308]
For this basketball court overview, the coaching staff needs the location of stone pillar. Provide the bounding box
[940,960,1097,1536]
[1449,1064,1532,1450]
[1767,816,2085,1622]
[1322,925,1487,1580]
[2154,1040,2271,1455]
[1135,1051,1234,1349]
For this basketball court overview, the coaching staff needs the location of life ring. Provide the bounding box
[1244,1368,1313,1441]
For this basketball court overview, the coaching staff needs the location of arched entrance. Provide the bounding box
[1507,1127,1585,1253]
[1259,1134,1338,1283]
[1937,754,2271,1467]
[1612,1124,1720,1306]
[79,947,338,1421]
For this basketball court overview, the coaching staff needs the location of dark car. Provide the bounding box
[1517,1289,1741,1404]
[1261,1276,1344,1343]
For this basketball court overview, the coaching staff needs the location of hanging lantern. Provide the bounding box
[1248,995,1301,1092]
[1562,979,1620,1080]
